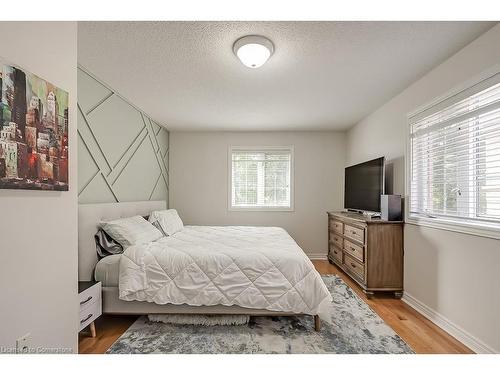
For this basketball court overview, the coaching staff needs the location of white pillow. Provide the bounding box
[148,209,184,236]
[100,215,164,248]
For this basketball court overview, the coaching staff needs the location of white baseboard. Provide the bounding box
[402,292,497,354]
[307,253,328,260]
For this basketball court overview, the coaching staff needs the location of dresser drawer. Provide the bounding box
[344,239,364,263]
[79,298,102,332]
[329,244,342,263]
[329,219,344,234]
[331,234,343,249]
[79,282,101,311]
[344,224,365,244]
[344,254,365,282]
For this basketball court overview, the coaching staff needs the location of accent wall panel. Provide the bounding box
[77,67,169,204]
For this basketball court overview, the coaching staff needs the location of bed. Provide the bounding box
[79,201,331,331]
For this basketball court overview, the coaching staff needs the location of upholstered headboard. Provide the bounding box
[78,200,167,281]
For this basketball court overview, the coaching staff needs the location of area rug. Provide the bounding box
[107,275,414,354]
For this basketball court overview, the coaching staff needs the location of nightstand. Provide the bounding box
[78,281,102,337]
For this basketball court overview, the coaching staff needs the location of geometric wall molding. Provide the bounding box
[77,66,169,205]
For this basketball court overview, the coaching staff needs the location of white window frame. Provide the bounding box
[228,146,294,212]
[405,64,500,240]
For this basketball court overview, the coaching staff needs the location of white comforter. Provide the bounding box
[119,226,331,315]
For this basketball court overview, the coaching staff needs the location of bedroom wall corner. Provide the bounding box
[76,66,169,205]
[0,22,79,353]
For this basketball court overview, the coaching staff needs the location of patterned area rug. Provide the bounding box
[107,275,414,354]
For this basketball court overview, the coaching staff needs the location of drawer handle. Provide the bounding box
[80,314,93,324]
[351,231,357,235]
[350,247,356,252]
[351,263,356,268]
[333,250,338,254]
[80,296,93,305]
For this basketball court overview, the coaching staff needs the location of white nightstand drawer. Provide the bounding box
[78,281,102,335]
[79,282,101,311]
[79,298,101,332]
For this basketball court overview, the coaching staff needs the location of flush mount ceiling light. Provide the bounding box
[233,35,274,69]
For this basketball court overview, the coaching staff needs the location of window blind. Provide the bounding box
[409,72,500,227]
[231,148,292,209]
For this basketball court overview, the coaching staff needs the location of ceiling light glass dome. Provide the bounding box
[233,35,274,68]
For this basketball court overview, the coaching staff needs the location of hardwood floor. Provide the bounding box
[79,314,138,354]
[78,260,473,354]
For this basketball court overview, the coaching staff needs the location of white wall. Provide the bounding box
[170,131,345,258]
[346,24,500,353]
[0,22,78,353]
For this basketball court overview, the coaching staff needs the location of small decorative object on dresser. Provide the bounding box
[78,281,102,337]
[327,211,404,299]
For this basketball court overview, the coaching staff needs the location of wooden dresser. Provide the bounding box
[327,211,404,298]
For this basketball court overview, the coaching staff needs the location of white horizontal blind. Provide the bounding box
[409,73,500,226]
[231,148,292,209]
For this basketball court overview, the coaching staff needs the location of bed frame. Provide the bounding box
[78,200,320,331]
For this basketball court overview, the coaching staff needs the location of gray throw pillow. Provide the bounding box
[94,228,123,258]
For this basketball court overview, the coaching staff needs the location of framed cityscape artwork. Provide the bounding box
[0,59,69,190]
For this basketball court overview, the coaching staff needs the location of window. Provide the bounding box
[408,70,500,238]
[229,147,293,210]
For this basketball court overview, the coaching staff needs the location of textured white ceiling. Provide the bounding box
[78,21,495,131]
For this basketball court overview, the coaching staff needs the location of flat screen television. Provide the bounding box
[344,157,385,213]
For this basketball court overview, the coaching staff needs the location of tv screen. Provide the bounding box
[344,157,385,212]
